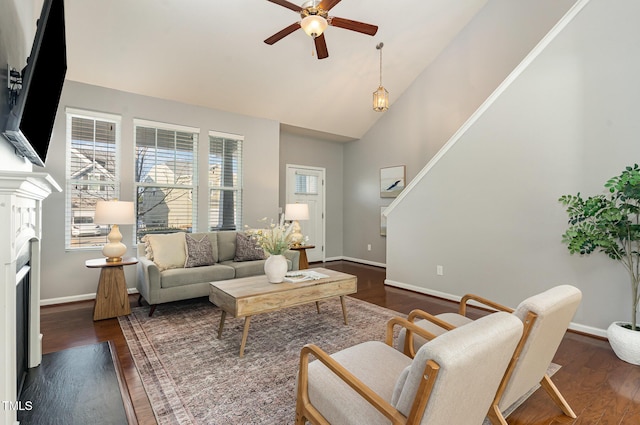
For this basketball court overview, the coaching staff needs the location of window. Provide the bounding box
[295,172,319,195]
[209,131,243,230]
[134,120,198,240]
[65,108,121,249]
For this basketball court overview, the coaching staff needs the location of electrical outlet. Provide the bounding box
[367,244,372,251]
[436,265,444,276]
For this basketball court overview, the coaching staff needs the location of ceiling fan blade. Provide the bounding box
[264,22,301,45]
[329,16,378,36]
[319,0,341,11]
[314,34,329,59]
[266,0,302,12]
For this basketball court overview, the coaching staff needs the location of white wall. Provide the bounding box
[0,0,39,172]
[386,0,640,335]
[40,81,280,301]
[342,0,577,264]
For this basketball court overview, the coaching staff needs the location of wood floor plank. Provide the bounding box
[38,260,640,425]
[18,342,132,425]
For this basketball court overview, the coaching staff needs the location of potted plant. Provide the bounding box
[559,164,640,364]
[245,216,295,283]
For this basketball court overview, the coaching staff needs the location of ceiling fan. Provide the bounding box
[264,0,378,59]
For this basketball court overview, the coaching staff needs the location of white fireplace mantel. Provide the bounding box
[0,171,60,425]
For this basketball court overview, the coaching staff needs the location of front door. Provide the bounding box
[286,164,325,263]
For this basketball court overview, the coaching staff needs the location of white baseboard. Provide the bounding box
[328,256,386,268]
[40,287,139,306]
[385,279,608,339]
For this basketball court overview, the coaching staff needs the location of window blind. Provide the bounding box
[65,110,121,250]
[209,131,243,231]
[295,172,319,195]
[134,120,198,240]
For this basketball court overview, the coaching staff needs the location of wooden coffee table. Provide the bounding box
[209,267,357,357]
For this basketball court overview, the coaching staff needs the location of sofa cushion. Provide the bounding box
[145,232,187,271]
[184,233,216,268]
[234,232,266,262]
[221,258,293,279]
[160,264,236,289]
[223,260,266,278]
[217,231,237,262]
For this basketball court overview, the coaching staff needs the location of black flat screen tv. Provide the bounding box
[2,0,66,167]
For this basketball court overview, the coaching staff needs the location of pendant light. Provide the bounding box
[373,42,389,112]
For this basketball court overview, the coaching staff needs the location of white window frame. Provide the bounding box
[65,108,122,251]
[133,119,199,241]
[208,130,244,231]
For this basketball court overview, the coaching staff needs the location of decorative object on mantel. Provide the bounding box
[94,200,135,263]
[380,165,405,198]
[263,0,378,60]
[373,42,389,112]
[559,164,640,365]
[285,203,309,246]
[246,216,295,283]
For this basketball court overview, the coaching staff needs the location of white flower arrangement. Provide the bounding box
[245,216,295,255]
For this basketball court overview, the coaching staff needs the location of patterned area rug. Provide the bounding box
[119,297,559,425]
[119,297,402,424]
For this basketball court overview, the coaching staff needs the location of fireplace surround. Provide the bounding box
[0,171,60,425]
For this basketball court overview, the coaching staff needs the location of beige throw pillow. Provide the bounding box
[145,232,187,271]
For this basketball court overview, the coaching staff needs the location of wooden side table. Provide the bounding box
[290,245,315,270]
[86,257,138,321]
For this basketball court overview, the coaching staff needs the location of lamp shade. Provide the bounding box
[285,203,309,221]
[300,15,328,38]
[94,200,135,225]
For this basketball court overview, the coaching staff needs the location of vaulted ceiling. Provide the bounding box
[64,0,488,140]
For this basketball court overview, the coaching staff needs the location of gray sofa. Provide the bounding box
[136,230,299,316]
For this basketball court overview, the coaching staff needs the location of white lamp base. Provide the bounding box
[290,220,304,246]
[102,224,127,262]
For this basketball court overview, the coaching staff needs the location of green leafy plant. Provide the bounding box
[559,164,640,331]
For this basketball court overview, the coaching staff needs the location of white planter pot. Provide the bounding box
[264,254,288,283]
[607,321,640,365]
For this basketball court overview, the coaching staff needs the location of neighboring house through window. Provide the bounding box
[65,108,121,249]
[209,131,243,231]
[134,119,199,240]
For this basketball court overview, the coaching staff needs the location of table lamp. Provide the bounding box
[285,203,309,246]
[94,200,135,262]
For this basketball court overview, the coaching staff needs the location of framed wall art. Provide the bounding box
[380,165,405,198]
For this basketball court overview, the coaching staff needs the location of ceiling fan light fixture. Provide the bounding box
[300,15,328,38]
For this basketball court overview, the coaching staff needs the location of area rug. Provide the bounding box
[119,297,559,425]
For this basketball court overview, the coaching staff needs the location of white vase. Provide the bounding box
[264,254,288,283]
[607,321,640,365]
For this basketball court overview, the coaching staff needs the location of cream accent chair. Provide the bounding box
[296,311,523,425]
[398,285,582,425]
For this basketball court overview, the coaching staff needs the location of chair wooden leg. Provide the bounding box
[137,294,143,306]
[486,404,508,425]
[540,374,577,418]
[148,305,157,317]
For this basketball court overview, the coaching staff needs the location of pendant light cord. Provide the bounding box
[377,42,384,86]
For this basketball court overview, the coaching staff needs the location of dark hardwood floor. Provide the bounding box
[40,260,640,424]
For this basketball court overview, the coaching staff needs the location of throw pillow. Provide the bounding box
[141,234,154,260]
[145,232,187,271]
[234,232,266,262]
[184,233,215,268]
